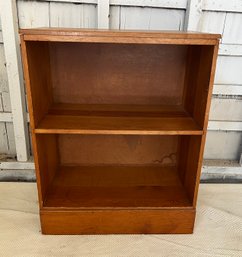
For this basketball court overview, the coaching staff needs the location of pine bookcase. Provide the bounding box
[20,29,220,234]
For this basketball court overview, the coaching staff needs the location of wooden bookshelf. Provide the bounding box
[20,29,220,234]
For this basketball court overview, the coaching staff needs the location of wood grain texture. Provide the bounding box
[35,114,203,135]
[40,208,195,234]
[20,28,221,39]
[50,103,190,117]
[23,35,219,45]
[20,28,220,234]
[179,136,202,203]
[44,166,191,208]
[32,134,59,207]
[49,43,187,105]
[181,42,219,205]
[20,39,53,127]
[193,45,216,128]
[192,43,220,207]
[183,44,219,129]
[58,134,178,166]
[20,28,220,45]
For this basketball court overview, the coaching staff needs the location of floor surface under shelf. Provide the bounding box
[1,183,242,256]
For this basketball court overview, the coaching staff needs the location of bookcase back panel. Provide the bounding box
[58,135,178,166]
[49,43,187,105]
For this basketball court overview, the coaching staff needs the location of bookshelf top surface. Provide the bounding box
[20,28,221,44]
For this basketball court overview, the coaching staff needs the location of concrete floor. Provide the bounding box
[0,183,242,257]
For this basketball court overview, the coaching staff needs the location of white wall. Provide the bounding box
[200,7,242,160]
[0,16,16,156]
[1,0,242,168]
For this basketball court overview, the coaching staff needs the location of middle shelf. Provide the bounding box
[34,103,203,135]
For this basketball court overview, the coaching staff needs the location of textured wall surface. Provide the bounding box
[1,0,242,170]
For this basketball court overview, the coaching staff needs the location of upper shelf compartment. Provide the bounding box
[21,30,219,134]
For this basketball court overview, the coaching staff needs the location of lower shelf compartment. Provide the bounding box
[44,165,192,208]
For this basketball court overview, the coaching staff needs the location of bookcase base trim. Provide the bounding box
[40,208,195,234]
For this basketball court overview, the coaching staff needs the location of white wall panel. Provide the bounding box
[1,0,242,170]
[0,14,2,41]
[110,6,120,29]
[0,122,16,155]
[219,44,242,57]
[0,46,11,114]
[199,11,226,34]
[1,92,11,112]
[215,56,242,85]
[17,0,50,28]
[0,94,3,112]
[50,2,97,28]
[203,0,242,13]
[0,16,11,155]
[210,98,242,121]
[6,123,16,155]
[1,0,30,160]
[0,17,2,42]
[213,85,242,96]
[223,13,242,44]
[205,131,242,160]
[119,7,185,30]
[0,40,10,115]
[0,123,8,153]
[0,45,8,93]
[208,121,242,131]
[110,0,187,9]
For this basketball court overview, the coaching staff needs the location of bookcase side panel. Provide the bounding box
[22,40,53,127]
[182,43,219,129]
[192,43,220,206]
[33,134,59,206]
[177,135,203,204]
[193,44,219,129]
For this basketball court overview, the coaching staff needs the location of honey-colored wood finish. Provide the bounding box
[44,166,191,208]
[21,28,220,45]
[40,209,195,235]
[35,114,202,135]
[20,28,220,234]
